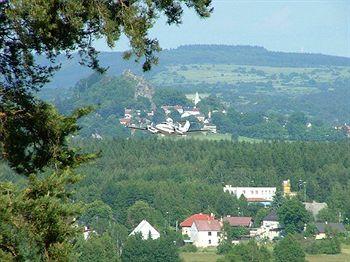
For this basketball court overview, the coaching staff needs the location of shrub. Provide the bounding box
[180,244,197,253]
[303,238,341,255]
[216,240,233,255]
[274,235,306,262]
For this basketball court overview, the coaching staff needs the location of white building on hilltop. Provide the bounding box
[224,185,276,203]
[129,220,160,240]
[193,92,201,106]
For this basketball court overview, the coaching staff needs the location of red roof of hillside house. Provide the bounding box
[223,216,252,227]
[119,118,131,125]
[246,197,271,202]
[180,213,214,227]
[193,219,221,231]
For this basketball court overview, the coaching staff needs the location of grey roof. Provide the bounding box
[263,210,278,222]
[315,223,346,233]
[303,201,327,218]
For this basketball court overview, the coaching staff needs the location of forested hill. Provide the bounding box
[159,45,350,67]
[44,45,350,88]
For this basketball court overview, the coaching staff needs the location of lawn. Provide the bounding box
[180,244,350,262]
[185,93,210,100]
[160,133,265,142]
[306,244,350,262]
[180,252,222,262]
[186,133,232,141]
[180,247,222,262]
[151,64,350,95]
[160,133,232,141]
[237,136,263,143]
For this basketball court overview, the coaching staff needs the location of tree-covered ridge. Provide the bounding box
[65,139,350,225]
[6,137,348,233]
[43,45,350,89]
[160,45,350,67]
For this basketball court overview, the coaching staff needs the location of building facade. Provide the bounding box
[129,220,160,240]
[255,211,281,241]
[180,213,215,236]
[223,185,276,202]
[190,220,222,247]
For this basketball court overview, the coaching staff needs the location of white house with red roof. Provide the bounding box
[190,219,222,247]
[180,213,215,236]
[119,117,131,126]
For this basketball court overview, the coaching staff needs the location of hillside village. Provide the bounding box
[88,71,348,140]
[119,91,218,134]
[83,178,347,250]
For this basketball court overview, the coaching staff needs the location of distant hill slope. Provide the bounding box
[44,45,350,88]
[159,45,350,67]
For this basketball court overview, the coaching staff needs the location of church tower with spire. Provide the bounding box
[193,92,201,107]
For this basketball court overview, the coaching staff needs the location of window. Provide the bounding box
[208,239,211,244]
[208,232,212,236]
[217,232,221,237]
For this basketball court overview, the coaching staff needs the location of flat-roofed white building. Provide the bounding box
[224,185,276,203]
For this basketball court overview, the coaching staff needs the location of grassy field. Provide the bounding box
[185,93,210,100]
[238,136,263,143]
[307,244,350,262]
[186,133,232,141]
[181,247,222,262]
[159,133,232,141]
[151,64,350,95]
[180,245,350,262]
[180,252,222,262]
[160,133,263,143]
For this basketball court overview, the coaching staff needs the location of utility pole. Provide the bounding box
[304,181,307,202]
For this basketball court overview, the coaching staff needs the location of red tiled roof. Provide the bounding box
[180,213,214,227]
[120,118,131,124]
[193,219,221,231]
[246,198,271,202]
[223,216,252,227]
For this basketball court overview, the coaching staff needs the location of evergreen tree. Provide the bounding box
[0,0,212,260]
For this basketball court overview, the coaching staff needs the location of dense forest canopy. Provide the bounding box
[0,0,213,260]
[2,138,350,227]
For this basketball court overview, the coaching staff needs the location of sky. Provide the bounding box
[94,0,350,57]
